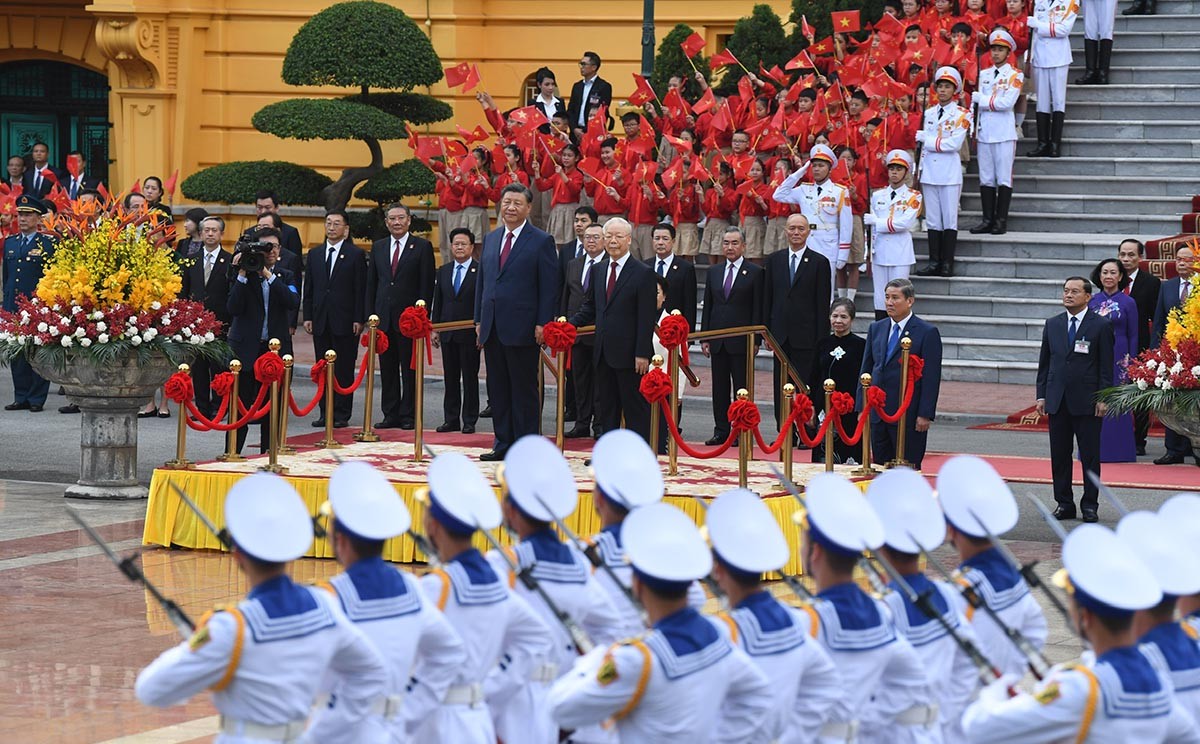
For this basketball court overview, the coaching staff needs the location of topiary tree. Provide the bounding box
[181,161,332,205]
[351,159,437,240]
[788,0,886,46]
[651,24,711,102]
[183,1,447,212]
[714,5,791,97]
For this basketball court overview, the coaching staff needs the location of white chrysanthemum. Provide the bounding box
[96,322,106,332]
[172,334,183,342]
[182,327,192,337]
[71,306,82,315]
[36,322,48,333]
[130,336,142,346]
[97,334,109,344]
[33,336,44,346]
[204,332,215,342]
[60,336,73,347]
[190,335,203,345]
[1146,360,1158,371]
[144,328,158,340]
[151,301,162,310]
[74,327,86,338]
[1171,362,1184,374]
[1136,379,1148,390]
[48,326,60,337]
[1161,379,1173,390]
[80,338,92,348]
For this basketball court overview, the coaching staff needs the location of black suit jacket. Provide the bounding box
[303,241,367,336]
[860,314,943,421]
[647,256,698,333]
[368,233,436,334]
[180,249,233,328]
[226,266,300,364]
[22,167,64,198]
[277,220,305,259]
[62,173,102,198]
[1036,310,1115,417]
[432,259,479,345]
[763,248,831,350]
[562,253,607,346]
[570,256,656,369]
[701,260,764,355]
[1127,270,1160,352]
[567,76,613,129]
[558,239,585,310]
[1153,277,1187,344]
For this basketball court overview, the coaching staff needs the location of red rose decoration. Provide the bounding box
[361,329,389,354]
[727,399,761,433]
[791,394,815,426]
[639,367,673,403]
[398,305,433,367]
[656,314,691,366]
[830,391,856,417]
[907,355,924,383]
[542,320,577,355]
[163,371,194,404]
[310,358,327,384]
[254,352,286,384]
[866,385,889,410]
[211,372,235,397]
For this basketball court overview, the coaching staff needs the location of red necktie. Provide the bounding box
[390,238,401,275]
[606,261,617,300]
[499,231,514,270]
[1123,280,1131,296]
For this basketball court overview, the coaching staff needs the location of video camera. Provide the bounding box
[234,229,273,275]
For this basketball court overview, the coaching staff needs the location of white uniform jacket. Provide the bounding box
[972,64,1024,143]
[1029,0,1079,68]
[1139,620,1200,726]
[868,185,922,267]
[916,104,970,186]
[773,169,854,259]
[956,548,1049,680]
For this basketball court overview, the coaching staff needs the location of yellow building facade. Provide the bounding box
[1,0,788,240]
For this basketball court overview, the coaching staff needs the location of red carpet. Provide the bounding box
[969,405,1164,437]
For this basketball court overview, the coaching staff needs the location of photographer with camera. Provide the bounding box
[227,226,300,454]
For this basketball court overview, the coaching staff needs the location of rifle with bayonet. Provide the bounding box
[326,452,440,566]
[965,505,1070,625]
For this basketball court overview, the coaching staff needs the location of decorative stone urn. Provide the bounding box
[30,351,180,500]
[1155,407,1200,452]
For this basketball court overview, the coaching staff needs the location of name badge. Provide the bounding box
[1074,339,1090,354]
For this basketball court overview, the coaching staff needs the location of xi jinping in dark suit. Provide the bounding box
[432,229,481,433]
[303,219,366,427]
[1036,276,1115,520]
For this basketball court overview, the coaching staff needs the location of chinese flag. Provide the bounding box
[832,10,862,32]
[629,73,657,106]
[688,157,711,183]
[709,48,740,70]
[691,87,716,115]
[786,49,818,71]
[874,12,905,42]
[414,137,443,164]
[709,103,732,132]
[809,37,835,55]
[828,158,852,187]
[491,142,507,174]
[680,32,706,57]
[444,62,481,91]
[456,124,489,144]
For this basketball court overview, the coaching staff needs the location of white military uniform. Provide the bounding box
[1029,0,1079,113]
[1139,621,1200,725]
[916,102,970,231]
[773,155,853,290]
[1083,0,1116,41]
[867,183,922,312]
[713,594,842,743]
[955,549,1049,679]
[972,63,1023,188]
[136,576,389,744]
[312,560,467,743]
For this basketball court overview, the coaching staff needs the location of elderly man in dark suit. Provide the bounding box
[475,183,560,460]
[763,214,832,429]
[860,278,943,469]
[569,218,657,442]
[178,216,233,419]
[701,227,765,445]
[303,209,366,429]
[562,223,606,438]
[226,227,300,454]
[567,51,613,142]
[1117,238,1161,455]
[1036,276,1115,522]
[431,228,481,434]
[368,203,436,430]
[1152,246,1197,466]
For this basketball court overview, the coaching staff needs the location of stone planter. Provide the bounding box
[29,351,181,500]
[1155,407,1200,452]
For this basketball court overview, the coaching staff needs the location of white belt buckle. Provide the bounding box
[218,716,307,742]
[444,682,484,707]
[531,662,559,683]
[896,702,939,727]
[819,719,859,742]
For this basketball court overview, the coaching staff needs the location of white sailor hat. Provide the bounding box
[1060,524,1161,617]
[623,502,711,592]
[934,66,963,92]
[885,149,914,171]
[867,468,945,554]
[988,28,1017,50]
[796,472,885,556]
[1117,510,1200,597]
[328,461,410,541]
[809,144,838,165]
[225,472,313,563]
[937,455,1018,539]
[591,430,663,510]
[426,452,501,535]
[501,435,577,521]
[1158,493,1200,566]
[707,488,790,574]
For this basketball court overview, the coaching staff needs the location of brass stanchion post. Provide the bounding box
[667,344,680,476]
[318,350,342,450]
[555,317,567,451]
[354,315,381,443]
[262,339,286,474]
[217,360,244,462]
[887,337,913,469]
[781,383,796,483]
[414,301,427,463]
[164,363,194,469]
[736,388,750,488]
[649,355,664,459]
[852,373,879,477]
[277,355,296,455]
[823,379,836,473]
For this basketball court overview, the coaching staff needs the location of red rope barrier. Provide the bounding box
[362,329,388,354]
[311,353,370,397]
[184,383,270,432]
[399,306,433,369]
[288,372,326,417]
[543,320,576,369]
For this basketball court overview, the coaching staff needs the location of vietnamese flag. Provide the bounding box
[759,62,789,87]
[66,154,83,179]
[809,37,835,55]
[832,10,861,32]
[162,168,180,203]
[662,87,688,119]
[688,157,711,183]
[680,31,706,57]
[874,11,905,42]
[691,87,717,115]
[708,102,732,132]
[456,124,489,144]
[800,14,816,39]
[444,62,481,91]
[709,47,740,70]
[664,134,693,154]
[661,159,684,190]
[828,158,852,187]
[628,73,657,106]
[786,49,818,71]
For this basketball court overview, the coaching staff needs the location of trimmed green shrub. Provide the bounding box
[252,99,409,141]
[180,161,331,205]
[340,92,452,124]
[354,159,437,204]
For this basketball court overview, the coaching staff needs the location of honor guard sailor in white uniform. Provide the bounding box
[963,524,1200,743]
[586,430,706,639]
[486,435,623,744]
[939,455,1048,679]
[414,452,553,744]
[548,502,773,742]
[1026,0,1078,158]
[969,29,1023,236]
[868,469,982,743]
[311,462,468,743]
[1159,495,1200,641]
[915,66,970,278]
[1118,510,1200,725]
[135,473,388,743]
[706,488,842,743]
[864,150,922,320]
[772,144,853,291]
[795,473,936,744]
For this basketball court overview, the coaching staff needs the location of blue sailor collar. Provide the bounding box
[648,607,730,679]
[345,555,409,599]
[735,590,794,631]
[1095,646,1172,720]
[817,582,884,630]
[890,572,949,627]
[814,581,897,652]
[329,556,422,622]
[1140,621,1200,681]
[961,548,1021,592]
[243,574,334,642]
[601,522,622,546]
[448,547,500,584]
[445,547,508,606]
[524,528,575,564]
[248,575,317,617]
[731,590,804,656]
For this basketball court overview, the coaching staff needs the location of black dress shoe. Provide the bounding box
[28,405,43,412]
[461,424,476,434]
[375,419,402,429]
[333,420,350,428]
[1081,509,1099,523]
[59,404,80,414]
[479,405,492,418]
[312,418,326,428]
[564,407,578,421]
[705,433,728,446]
[479,449,505,462]
[1053,505,1076,520]
[436,422,460,433]
[564,425,591,439]
[6,401,31,411]
[399,420,415,430]
[1136,445,1147,456]
[1154,452,1186,465]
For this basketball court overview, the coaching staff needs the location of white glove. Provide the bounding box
[863,214,877,226]
[836,249,850,270]
[914,130,926,144]
[1026,15,1037,26]
[979,674,1024,705]
[970,91,981,106]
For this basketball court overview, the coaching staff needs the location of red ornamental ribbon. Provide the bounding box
[656,314,691,367]
[871,354,924,425]
[312,354,372,396]
[542,320,577,369]
[254,352,285,384]
[211,372,235,398]
[753,394,819,453]
[639,367,673,403]
[399,306,433,369]
[361,329,389,355]
[184,381,270,432]
[162,371,194,404]
[288,369,326,417]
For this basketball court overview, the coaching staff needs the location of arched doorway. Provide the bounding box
[0,60,109,183]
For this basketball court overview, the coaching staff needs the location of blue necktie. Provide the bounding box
[260,279,270,341]
[453,263,463,294]
[1068,316,1078,349]
[790,252,798,283]
[658,259,666,277]
[886,323,901,359]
